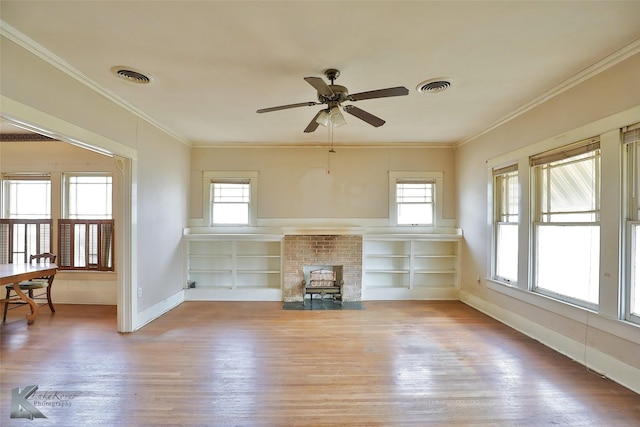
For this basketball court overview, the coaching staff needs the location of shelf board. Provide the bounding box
[365,270,410,274]
[236,255,281,258]
[188,269,233,274]
[366,254,410,258]
[236,270,281,274]
[414,269,457,274]
[413,255,457,258]
[188,254,232,258]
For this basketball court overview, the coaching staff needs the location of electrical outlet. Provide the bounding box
[137,287,142,298]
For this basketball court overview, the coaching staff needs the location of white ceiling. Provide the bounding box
[1,1,640,147]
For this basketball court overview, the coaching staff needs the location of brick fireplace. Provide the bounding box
[283,235,362,302]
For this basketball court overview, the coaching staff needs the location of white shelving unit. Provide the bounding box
[184,234,283,301]
[363,234,461,300]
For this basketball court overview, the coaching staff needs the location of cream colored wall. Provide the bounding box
[1,141,119,304]
[1,35,190,324]
[190,146,456,224]
[456,52,640,391]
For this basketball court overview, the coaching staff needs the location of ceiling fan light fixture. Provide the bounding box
[330,107,347,127]
[416,78,452,94]
[316,110,330,127]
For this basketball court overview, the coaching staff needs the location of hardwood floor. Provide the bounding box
[1,301,639,426]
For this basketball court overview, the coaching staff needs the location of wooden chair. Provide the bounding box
[3,253,57,322]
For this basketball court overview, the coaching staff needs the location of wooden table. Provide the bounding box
[0,263,58,324]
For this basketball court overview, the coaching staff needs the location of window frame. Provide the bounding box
[530,138,601,309]
[389,171,443,227]
[63,172,113,220]
[1,174,51,220]
[202,171,258,227]
[491,164,519,285]
[623,123,640,325]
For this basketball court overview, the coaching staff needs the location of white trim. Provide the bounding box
[134,290,185,331]
[461,290,640,395]
[363,287,459,301]
[0,96,137,159]
[185,287,282,302]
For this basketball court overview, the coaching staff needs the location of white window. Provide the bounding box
[493,165,518,284]
[396,181,434,225]
[389,172,443,227]
[0,175,52,263]
[212,181,250,225]
[623,123,640,324]
[2,175,51,219]
[531,138,600,308]
[65,174,112,219]
[203,171,258,227]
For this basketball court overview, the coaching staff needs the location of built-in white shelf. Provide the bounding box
[183,234,283,298]
[363,234,462,300]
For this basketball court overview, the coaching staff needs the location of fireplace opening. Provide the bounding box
[302,265,343,304]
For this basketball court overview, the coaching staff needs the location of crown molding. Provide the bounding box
[456,38,640,149]
[0,20,192,147]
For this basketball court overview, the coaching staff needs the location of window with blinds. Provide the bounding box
[532,137,600,223]
[211,180,251,225]
[395,181,434,225]
[493,164,518,284]
[531,137,600,307]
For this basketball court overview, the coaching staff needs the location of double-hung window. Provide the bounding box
[204,171,258,227]
[493,165,518,284]
[389,172,442,227]
[624,123,640,324]
[59,174,114,271]
[0,175,52,263]
[212,180,251,225]
[531,138,600,307]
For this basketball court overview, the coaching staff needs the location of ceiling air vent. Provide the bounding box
[416,78,452,94]
[112,67,153,84]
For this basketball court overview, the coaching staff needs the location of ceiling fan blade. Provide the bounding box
[348,86,409,101]
[304,110,324,133]
[304,77,335,97]
[257,102,318,113]
[343,105,386,127]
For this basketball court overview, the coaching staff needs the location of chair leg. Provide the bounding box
[46,285,55,313]
[27,289,35,315]
[3,288,10,322]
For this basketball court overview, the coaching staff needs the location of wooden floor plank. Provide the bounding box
[1,301,639,426]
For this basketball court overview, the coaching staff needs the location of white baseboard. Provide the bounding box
[363,287,459,300]
[184,287,282,301]
[134,290,184,331]
[460,290,640,395]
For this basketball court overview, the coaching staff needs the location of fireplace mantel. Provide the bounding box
[280,227,366,236]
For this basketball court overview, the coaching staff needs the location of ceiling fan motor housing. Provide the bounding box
[318,85,349,104]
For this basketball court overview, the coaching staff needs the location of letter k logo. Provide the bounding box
[11,385,47,419]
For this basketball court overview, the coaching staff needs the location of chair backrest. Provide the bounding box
[30,253,57,264]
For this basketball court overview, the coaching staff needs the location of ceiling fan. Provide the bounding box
[256,68,409,133]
